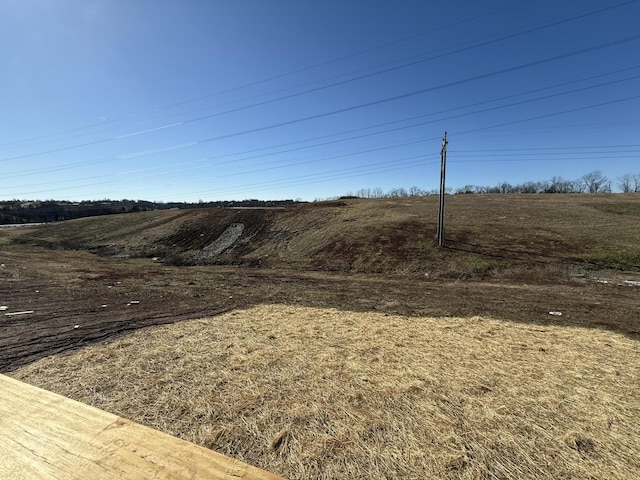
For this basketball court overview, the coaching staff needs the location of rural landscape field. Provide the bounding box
[1,194,639,479]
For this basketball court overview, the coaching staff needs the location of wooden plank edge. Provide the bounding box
[0,374,286,480]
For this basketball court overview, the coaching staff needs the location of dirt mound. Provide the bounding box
[12,195,640,274]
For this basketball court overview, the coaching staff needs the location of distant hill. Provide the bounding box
[10,194,640,276]
[0,199,301,224]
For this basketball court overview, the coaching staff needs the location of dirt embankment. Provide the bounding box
[12,196,640,275]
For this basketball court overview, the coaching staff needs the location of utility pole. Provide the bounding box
[437,131,448,248]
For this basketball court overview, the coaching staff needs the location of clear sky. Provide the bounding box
[1,0,639,202]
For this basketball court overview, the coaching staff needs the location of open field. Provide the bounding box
[1,194,639,478]
[10,305,640,479]
[9,194,640,273]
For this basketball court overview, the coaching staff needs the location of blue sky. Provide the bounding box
[1,0,639,201]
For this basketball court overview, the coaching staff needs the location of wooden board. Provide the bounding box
[0,374,285,480]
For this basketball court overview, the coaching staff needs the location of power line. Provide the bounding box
[2,141,198,179]
[451,150,640,157]
[155,1,540,112]
[4,53,639,196]
[450,155,639,164]
[187,95,640,197]
[0,1,536,151]
[172,1,640,129]
[451,94,640,139]
[6,145,638,197]
[198,68,640,171]
[207,70,640,178]
[4,72,639,186]
[164,35,640,152]
[150,64,640,175]
[6,141,637,196]
[219,140,433,178]
[451,145,640,152]
[3,24,639,163]
[168,157,442,200]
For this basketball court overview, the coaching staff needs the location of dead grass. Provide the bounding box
[13,194,640,276]
[11,304,639,479]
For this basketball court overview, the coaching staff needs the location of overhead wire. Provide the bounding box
[451,144,640,152]
[11,137,640,195]
[180,65,640,173]
[210,75,640,179]
[4,66,636,190]
[168,157,442,200]
[450,94,640,139]
[175,0,640,125]
[84,91,640,199]
[4,68,639,190]
[3,6,639,162]
[89,63,640,177]
[0,0,536,151]
[3,4,639,199]
[166,94,640,199]
[450,155,639,164]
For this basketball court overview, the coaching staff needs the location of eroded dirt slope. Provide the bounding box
[12,195,640,274]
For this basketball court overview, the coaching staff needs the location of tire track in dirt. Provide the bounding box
[2,249,639,372]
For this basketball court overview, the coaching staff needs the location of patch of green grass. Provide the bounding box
[465,254,496,272]
[586,250,640,270]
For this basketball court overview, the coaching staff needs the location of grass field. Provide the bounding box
[12,304,640,479]
[2,194,640,479]
[12,194,640,275]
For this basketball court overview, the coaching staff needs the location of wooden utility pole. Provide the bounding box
[437,131,448,247]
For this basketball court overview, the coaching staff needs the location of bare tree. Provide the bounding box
[568,180,584,193]
[617,174,633,193]
[355,188,372,198]
[388,187,408,198]
[581,170,609,193]
[456,185,477,194]
[499,182,514,194]
[520,181,540,194]
[408,186,424,197]
[633,174,640,193]
[545,176,569,193]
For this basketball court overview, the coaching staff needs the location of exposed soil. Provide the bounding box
[1,246,639,373]
[2,196,640,479]
[2,195,639,371]
[197,223,245,258]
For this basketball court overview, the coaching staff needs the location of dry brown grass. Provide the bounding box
[11,304,640,479]
[13,194,640,275]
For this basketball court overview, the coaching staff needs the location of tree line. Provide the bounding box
[343,171,640,199]
[0,199,300,224]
